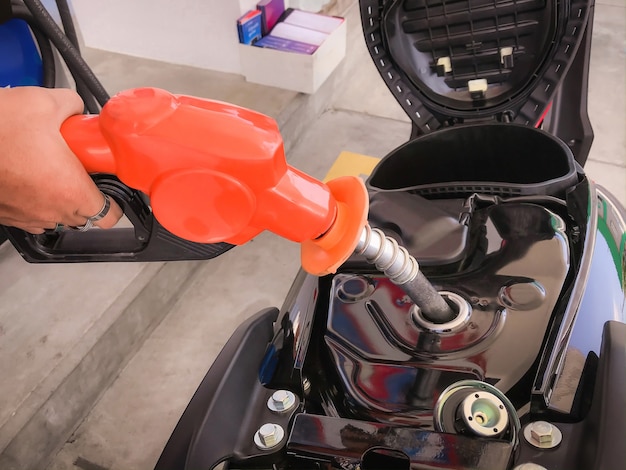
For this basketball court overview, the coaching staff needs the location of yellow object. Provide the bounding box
[323,151,381,182]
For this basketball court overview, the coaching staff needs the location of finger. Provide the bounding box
[57,210,92,228]
[41,221,59,230]
[18,225,45,235]
[73,190,123,230]
[0,215,56,230]
[76,180,111,216]
[94,198,123,229]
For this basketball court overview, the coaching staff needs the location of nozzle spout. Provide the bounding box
[355,225,456,323]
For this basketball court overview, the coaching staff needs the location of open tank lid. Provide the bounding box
[359,0,593,131]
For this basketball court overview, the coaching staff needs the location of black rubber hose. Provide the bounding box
[28,21,56,87]
[20,0,110,106]
[11,1,99,112]
[54,0,99,113]
[8,9,56,88]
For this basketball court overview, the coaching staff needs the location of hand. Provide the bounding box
[0,86,123,233]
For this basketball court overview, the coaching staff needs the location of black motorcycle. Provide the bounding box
[153,1,626,469]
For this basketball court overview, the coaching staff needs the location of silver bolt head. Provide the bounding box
[530,421,553,444]
[258,423,277,447]
[254,423,285,450]
[268,390,296,412]
[523,420,562,449]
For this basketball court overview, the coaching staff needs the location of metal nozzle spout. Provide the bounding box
[355,225,456,323]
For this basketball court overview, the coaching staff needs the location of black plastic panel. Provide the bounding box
[360,0,593,129]
[388,0,553,107]
[155,308,279,470]
[368,191,469,266]
[368,123,578,197]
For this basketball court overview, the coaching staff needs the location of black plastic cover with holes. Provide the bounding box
[359,0,593,131]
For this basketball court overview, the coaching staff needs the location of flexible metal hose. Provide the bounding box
[355,225,456,323]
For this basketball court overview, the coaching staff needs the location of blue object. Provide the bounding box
[0,18,44,87]
[237,10,263,45]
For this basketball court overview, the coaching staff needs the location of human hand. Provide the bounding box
[0,86,123,234]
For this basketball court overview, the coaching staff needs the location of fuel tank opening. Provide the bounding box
[461,391,509,437]
[434,380,521,447]
[411,291,472,333]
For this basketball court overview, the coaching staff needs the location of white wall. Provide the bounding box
[69,0,252,74]
[289,0,331,11]
[67,0,328,74]
[41,0,60,22]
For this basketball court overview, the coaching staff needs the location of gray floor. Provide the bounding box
[1,1,624,469]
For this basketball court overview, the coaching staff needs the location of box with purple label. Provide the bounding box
[255,35,318,55]
[257,0,285,35]
[239,17,346,94]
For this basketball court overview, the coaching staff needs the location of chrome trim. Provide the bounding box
[534,180,597,408]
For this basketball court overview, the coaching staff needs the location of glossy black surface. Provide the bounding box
[288,414,514,470]
[209,177,623,470]
[359,0,592,127]
[324,201,570,424]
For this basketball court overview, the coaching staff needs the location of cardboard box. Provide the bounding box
[239,18,346,94]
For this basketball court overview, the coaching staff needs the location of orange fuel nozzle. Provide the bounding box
[61,87,368,275]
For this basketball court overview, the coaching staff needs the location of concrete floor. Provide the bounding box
[1,0,624,469]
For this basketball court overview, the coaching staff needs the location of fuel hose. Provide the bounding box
[20,0,110,106]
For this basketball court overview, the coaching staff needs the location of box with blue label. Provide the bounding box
[238,15,346,94]
[237,10,263,45]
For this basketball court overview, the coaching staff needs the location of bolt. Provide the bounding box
[254,422,285,449]
[523,420,562,449]
[530,421,553,444]
[268,390,296,412]
[258,423,278,447]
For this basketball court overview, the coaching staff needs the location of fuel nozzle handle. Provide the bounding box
[61,87,369,274]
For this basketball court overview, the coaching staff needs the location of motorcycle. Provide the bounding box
[152,1,626,469]
[3,0,625,469]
